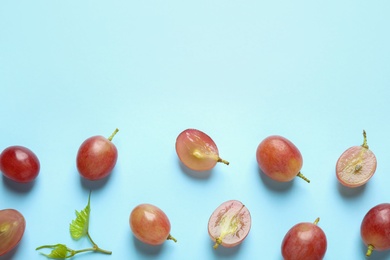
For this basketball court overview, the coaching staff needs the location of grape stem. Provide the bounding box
[167,234,177,243]
[297,172,310,183]
[217,157,230,165]
[361,130,369,149]
[108,128,119,141]
[313,217,320,225]
[366,244,375,257]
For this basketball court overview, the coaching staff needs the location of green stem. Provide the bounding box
[313,217,320,225]
[108,128,119,141]
[87,232,112,254]
[362,130,369,149]
[366,244,375,257]
[217,157,230,165]
[297,172,310,183]
[167,234,177,243]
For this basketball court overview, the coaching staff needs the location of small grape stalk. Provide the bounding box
[36,192,111,258]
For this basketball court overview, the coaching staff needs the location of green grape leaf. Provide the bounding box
[69,192,91,240]
[37,244,70,259]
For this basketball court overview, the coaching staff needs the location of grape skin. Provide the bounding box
[361,203,390,257]
[0,146,40,183]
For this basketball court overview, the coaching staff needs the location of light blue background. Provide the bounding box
[1,1,390,259]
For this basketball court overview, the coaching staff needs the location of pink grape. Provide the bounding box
[76,128,118,180]
[175,129,229,171]
[208,200,251,249]
[336,130,377,188]
[0,209,26,256]
[360,203,390,257]
[256,135,309,183]
[129,203,176,246]
[281,218,327,260]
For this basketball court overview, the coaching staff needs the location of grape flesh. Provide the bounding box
[175,129,229,171]
[0,146,40,183]
[0,209,26,256]
[208,200,251,249]
[256,135,309,183]
[76,129,118,181]
[336,130,377,188]
[129,204,176,246]
[360,203,390,257]
[281,218,327,260]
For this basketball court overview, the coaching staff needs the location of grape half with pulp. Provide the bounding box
[0,145,40,183]
[175,128,229,171]
[361,203,390,257]
[0,209,26,256]
[281,218,327,260]
[256,135,310,183]
[208,200,251,249]
[336,130,377,188]
[76,128,119,180]
[129,203,176,246]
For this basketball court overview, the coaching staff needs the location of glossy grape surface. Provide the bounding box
[175,128,229,171]
[336,130,377,188]
[0,209,26,256]
[76,130,118,181]
[0,146,40,183]
[208,200,251,249]
[281,218,327,260]
[129,203,176,246]
[256,135,309,182]
[360,203,390,257]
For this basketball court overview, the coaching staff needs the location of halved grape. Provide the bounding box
[336,130,377,188]
[208,200,251,249]
[175,129,229,171]
[361,203,390,257]
[0,209,26,256]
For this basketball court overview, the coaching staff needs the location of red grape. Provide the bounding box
[175,128,229,171]
[360,203,390,257]
[76,128,119,180]
[336,130,377,188]
[0,209,26,256]
[129,203,176,246]
[208,200,251,249]
[281,218,327,260]
[0,146,40,183]
[256,135,309,183]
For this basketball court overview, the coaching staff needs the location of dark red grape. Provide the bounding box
[361,203,390,257]
[0,146,40,183]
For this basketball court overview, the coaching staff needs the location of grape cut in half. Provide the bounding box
[208,200,251,249]
[0,209,26,256]
[336,130,377,188]
[175,129,229,171]
[360,203,390,257]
